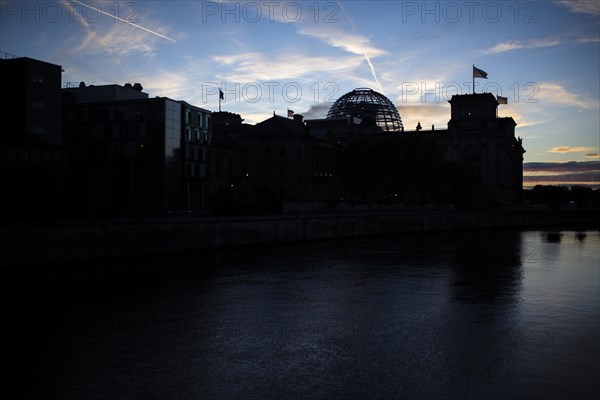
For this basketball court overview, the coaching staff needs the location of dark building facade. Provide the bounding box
[211,112,341,212]
[440,93,525,204]
[62,83,212,216]
[306,89,525,205]
[1,55,525,218]
[0,56,67,218]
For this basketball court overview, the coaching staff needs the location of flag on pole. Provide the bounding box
[287,109,294,118]
[473,65,488,79]
[497,95,508,104]
[219,89,224,100]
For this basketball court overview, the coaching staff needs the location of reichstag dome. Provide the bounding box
[326,88,403,132]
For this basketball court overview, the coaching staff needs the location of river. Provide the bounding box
[4,229,599,399]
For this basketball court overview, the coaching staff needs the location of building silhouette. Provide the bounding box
[326,87,404,132]
[442,93,524,204]
[0,56,68,218]
[306,88,404,143]
[1,56,526,218]
[62,82,211,216]
[306,88,525,205]
[211,112,340,213]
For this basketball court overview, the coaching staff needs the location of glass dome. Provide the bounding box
[326,88,403,132]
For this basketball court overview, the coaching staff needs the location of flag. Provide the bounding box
[497,95,508,104]
[287,109,294,118]
[473,65,488,79]
[219,89,224,100]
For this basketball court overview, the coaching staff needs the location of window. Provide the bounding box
[135,105,145,119]
[194,128,200,141]
[216,155,222,176]
[116,107,125,121]
[104,126,113,139]
[186,127,191,142]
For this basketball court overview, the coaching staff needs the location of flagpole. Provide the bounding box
[472,64,475,94]
[219,87,221,112]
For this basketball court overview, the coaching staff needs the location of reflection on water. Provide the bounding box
[2,229,599,400]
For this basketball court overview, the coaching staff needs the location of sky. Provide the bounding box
[1,0,599,187]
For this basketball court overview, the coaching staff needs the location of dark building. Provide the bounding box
[326,87,404,132]
[211,112,341,212]
[306,88,525,205]
[62,83,211,216]
[307,88,404,142]
[441,93,525,204]
[0,56,67,218]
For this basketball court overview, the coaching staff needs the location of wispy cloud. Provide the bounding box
[536,82,598,109]
[483,38,561,54]
[333,0,386,91]
[523,161,600,187]
[554,0,600,16]
[297,27,388,58]
[485,34,600,54]
[576,36,600,43]
[549,146,597,153]
[297,26,388,91]
[397,104,450,131]
[61,0,177,60]
[69,0,176,42]
[212,51,364,82]
[141,69,190,99]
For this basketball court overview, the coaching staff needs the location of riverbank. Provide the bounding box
[1,207,598,267]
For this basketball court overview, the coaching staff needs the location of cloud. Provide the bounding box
[484,34,600,54]
[523,161,600,187]
[483,38,561,54]
[536,82,598,109]
[297,26,388,91]
[141,69,191,99]
[525,161,600,172]
[61,1,177,59]
[586,153,600,158]
[576,36,600,44]
[301,102,334,119]
[554,0,600,15]
[212,51,364,82]
[549,146,597,153]
[70,0,175,42]
[297,27,388,58]
[397,104,451,131]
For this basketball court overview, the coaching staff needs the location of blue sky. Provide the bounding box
[1,0,599,178]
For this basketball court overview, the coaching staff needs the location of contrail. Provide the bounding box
[70,0,176,42]
[363,54,382,92]
[335,0,382,92]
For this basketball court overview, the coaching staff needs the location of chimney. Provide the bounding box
[133,83,143,91]
[78,81,86,88]
[293,114,304,124]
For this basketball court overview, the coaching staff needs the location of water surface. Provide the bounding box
[4,229,599,399]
